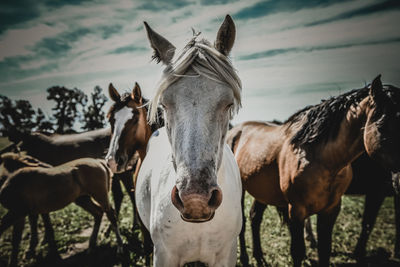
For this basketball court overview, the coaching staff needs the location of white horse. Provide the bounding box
[136,15,243,266]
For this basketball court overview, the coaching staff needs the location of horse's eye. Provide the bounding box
[225,103,234,111]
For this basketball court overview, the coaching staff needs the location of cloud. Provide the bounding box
[31,27,92,57]
[0,55,58,81]
[233,0,352,20]
[0,0,41,34]
[108,45,147,54]
[43,0,97,9]
[100,24,123,39]
[304,0,400,27]
[239,37,400,60]
[137,0,194,11]
[200,0,239,5]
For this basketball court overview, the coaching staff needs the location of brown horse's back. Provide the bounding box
[227,121,287,206]
[0,158,111,214]
[0,167,80,213]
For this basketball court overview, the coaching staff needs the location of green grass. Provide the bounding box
[0,190,398,266]
[0,137,11,151]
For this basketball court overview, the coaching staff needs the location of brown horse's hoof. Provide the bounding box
[26,249,36,259]
[239,253,249,267]
[254,255,269,267]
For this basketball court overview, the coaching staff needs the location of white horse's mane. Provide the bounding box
[148,36,242,123]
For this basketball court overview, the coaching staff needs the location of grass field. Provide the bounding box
[0,137,10,151]
[0,137,398,266]
[0,188,398,267]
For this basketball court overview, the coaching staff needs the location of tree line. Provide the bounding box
[0,85,108,136]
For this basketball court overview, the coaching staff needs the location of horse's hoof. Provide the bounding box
[240,254,249,267]
[255,255,269,267]
[352,248,365,261]
[116,245,124,256]
[26,250,36,259]
[47,250,62,261]
[394,247,400,259]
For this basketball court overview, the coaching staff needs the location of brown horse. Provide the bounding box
[8,117,138,233]
[227,76,400,266]
[105,82,163,265]
[0,153,123,266]
[105,82,163,175]
[248,152,399,265]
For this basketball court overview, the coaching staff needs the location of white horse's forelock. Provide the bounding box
[148,38,242,124]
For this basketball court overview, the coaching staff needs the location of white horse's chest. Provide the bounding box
[136,128,242,265]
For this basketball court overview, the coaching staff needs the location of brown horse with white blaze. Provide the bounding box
[105,82,163,266]
[227,75,400,266]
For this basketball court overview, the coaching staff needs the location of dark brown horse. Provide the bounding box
[227,76,400,266]
[248,152,399,265]
[0,153,123,266]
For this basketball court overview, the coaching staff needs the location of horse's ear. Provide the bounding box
[215,15,236,56]
[369,75,384,102]
[131,82,142,104]
[144,21,176,65]
[108,83,120,102]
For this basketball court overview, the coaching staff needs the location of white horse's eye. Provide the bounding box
[225,103,234,111]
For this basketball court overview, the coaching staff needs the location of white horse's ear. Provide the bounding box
[131,82,142,104]
[108,83,120,102]
[144,22,176,65]
[369,74,384,103]
[215,15,236,56]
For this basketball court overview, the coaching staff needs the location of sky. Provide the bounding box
[1,0,399,125]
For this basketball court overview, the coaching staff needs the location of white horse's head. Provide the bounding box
[145,15,241,222]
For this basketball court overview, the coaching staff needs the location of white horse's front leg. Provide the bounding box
[211,240,237,267]
[153,246,180,267]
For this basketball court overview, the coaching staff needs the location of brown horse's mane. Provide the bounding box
[284,85,370,147]
[107,92,164,132]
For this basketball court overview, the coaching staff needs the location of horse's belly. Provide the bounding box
[243,166,286,207]
[26,182,81,214]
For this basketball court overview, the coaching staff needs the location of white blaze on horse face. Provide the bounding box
[161,74,233,190]
[105,106,134,172]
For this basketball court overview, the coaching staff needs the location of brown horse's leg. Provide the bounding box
[0,211,21,237]
[141,221,153,266]
[74,196,104,251]
[394,194,400,258]
[9,217,25,267]
[288,205,306,267]
[353,192,385,261]
[250,200,267,266]
[304,217,317,248]
[41,213,60,258]
[105,207,124,253]
[27,214,39,257]
[317,202,341,267]
[111,175,124,218]
[120,171,137,229]
[238,189,249,266]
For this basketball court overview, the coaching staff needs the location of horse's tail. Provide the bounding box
[99,160,113,193]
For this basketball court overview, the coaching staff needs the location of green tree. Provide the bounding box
[82,86,108,130]
[47,86,87,133]
[34,108,54,133]
[0,95,43,136]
